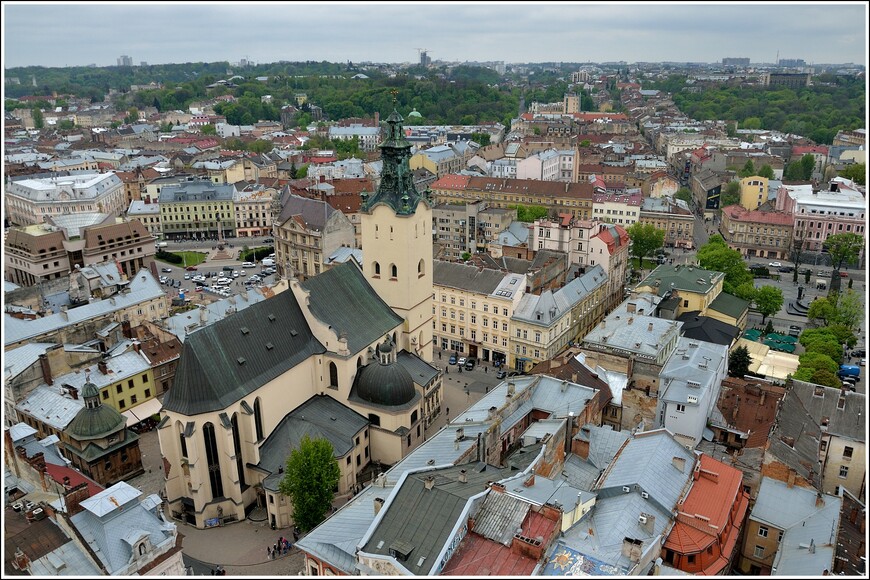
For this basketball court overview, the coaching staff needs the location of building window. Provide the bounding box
[758,526,769,538]
[203,422,224,499]
[754,545,764,558]
[102,390,109,400]
[144,389,151,398]
[116,385,123,394]
[119,399,126,409]
[329,362,338,388]
[254,398,264,441]
[131,395,138,405]
[843,446,853,459]
[839,465,849,478]
[676,404,686,413]
[128,379,134,390]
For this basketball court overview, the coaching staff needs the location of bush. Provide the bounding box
[156,249,183,264]
[240,246,274,262]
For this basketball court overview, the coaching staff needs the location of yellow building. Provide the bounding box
[158,179,236,241]
[738,176,769,210]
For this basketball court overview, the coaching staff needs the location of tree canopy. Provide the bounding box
[728,345,752,377]
[754,285,784,322]
[674,187,693,204]
[511,204,549,223]
[838,162,866,185]
[696,235,753,294]
[278,435,341,532]
[626,222,665,263]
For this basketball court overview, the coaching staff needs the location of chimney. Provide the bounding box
[621,537,643,563]
[815,492,825,509]
[523,473,536,487]
[672,456,686,473]
[627,317,633,325]
[507,382,516,397]
[626,302,636,314]
[121,319,133,338]
[97,361,108,375]
[11,548,30,573]
[647,322,653,332]
[458,469,468,484]
[63,481,91,517]
[561,380,568,392]
[39,354,53,386]
[759,389,767,406]
[455,427,465,441]
[639,512,655,535]
[68,387,78,400]
[373,497,384,515]
[423,475,436,490]
[487,406,498,420]
[787,469,797,489]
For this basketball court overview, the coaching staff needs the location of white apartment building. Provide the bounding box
[5,173,126,227]
[592,192,643,226]
[516,149,561,181]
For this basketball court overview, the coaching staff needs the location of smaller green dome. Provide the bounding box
[68,388,126,441]
[81,381,99,400]
[408,108,422,118]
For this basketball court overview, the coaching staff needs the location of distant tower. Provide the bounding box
[360,106,434,361]
[31,75,37,87]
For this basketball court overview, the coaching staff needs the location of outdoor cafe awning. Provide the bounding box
[121,397,163,424]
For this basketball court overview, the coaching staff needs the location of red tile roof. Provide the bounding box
[45,463,104,498]
[431,174,471,190]
[721,204,794,226]
[441,510,556,576]
[792,145,829,156]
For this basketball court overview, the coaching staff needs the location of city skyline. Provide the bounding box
[2,2,867,69]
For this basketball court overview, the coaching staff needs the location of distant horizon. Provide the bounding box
[3,3,867,68]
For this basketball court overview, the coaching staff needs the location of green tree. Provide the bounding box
[626,222,666,267]
[799,153,816,179]
[838,162,866,185]
[124,107,139,124]
[278,435,340,532]
[754,285,784,323]
[737,160,756,178]
[511,204,548,223]
[728,345,752,377]
[32,107,44,129]
[200,123,216,135]
[758,164,775,179]
[803,338,843,362]
[797,352,839,375]
[461,252,471,261]
[806,297,837,325]
[469,132,490,146]
[248,139,273,154]
[721,181,740,207]
[57,119,75,131]
[832,290,862,329]
[733,281,758,302]
[824,233,863,293]
[809,368,842,390]
[296,163,309,178]
[697,235,753,294]
[674,187,692,204]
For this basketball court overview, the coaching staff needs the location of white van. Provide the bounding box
[262,258,275,267]
[241,261,256,268]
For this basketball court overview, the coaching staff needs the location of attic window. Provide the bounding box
[237,357,246,365]
[266,343,274,350]
[241,327,250,335]
[290,330,298,337]
[268,314,276,322]
[813,387,825,398]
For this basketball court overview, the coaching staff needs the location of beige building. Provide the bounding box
[720,205,794,260]
[509,265,608,372]
[233,183,276,238]
[592,192,643,226]
[430,175,595,220]
[433,261,526,366]
[273,193,356,280]
[639,196,695,250]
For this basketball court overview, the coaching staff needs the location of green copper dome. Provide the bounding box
[68,379,126,440]
[355,336,416,406]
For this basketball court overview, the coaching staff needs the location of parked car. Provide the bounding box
[240,270,246,276]
[851,349,866,358]
[788,325,801,337]
[264,238,274,243]
[464,359,475,371]
[496,369,508,379]
[778,266,794,273]
[861,359,866,367]
[195,287,203,292]
[242,261,256,268]
[448,354,458,365]
[223,266,235,272]
[839,271,849,278]
[768,261,782,268]
[185,266,198,271]
[183,273,191,280]
[799,267,812,275]
[162,267,172,273]
[818,270,831,277]
[457,357,467,366]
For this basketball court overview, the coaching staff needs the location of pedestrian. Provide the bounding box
[267,546,272,559]
[446,407,449,416]
[438,351,441,360]
[484,366,487,373]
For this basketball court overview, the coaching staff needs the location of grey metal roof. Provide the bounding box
[296,485,385,574]
[158,180,235,203]
[29,539,102,576]
[301,261,403,355]
[433,261,508,294]
[582,303,682,360]
[361,462,512,575]
[4,269,164,347]
[472,490,530,545]
[384,422,491,484]
[501,470,584,511]
[256,395,368,492]
[658,338,728,404]
[752,477,841,576]
[277,193,337,230]
[766,388,826,484]
[599,429,695,516]
[676,312,740,346]
[70,481,177,574]
[163,289,269,342]
[790,380,865,442]
[396,351,439,386]
[17,386,85,431]
[52,350,151,393]
[3,342,54,380]
[563,453,605,491]
[163,289,326,416]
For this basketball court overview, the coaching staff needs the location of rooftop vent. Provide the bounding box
[237,357,246,365]
[268,314,276,322]
[240,327,250,335]
[266,342,274,350]
[290,330,298,337]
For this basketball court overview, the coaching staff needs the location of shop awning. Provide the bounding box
[121,397,164,423]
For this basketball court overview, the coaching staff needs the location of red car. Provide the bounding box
[839,271,848,278]
[185,266,198,271]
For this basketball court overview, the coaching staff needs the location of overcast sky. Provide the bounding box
[3,2,867,69]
